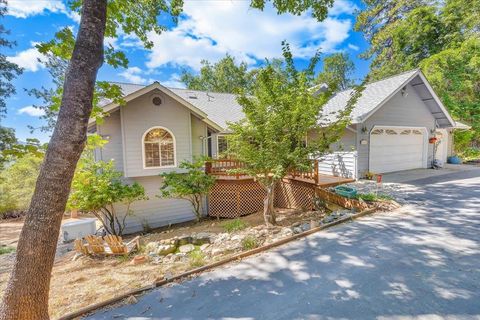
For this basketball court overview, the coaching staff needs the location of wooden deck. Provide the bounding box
[205,159,354,188]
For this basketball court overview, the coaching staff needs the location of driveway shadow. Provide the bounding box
[86,172,480,320]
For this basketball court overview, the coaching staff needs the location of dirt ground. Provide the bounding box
[0,208,329,319]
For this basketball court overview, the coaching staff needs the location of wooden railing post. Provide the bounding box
[314,159,319,184]
[205,161,212,174]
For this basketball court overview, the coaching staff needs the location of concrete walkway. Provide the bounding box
[86,169,480,320]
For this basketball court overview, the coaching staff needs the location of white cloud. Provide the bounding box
[7,47,45,72]
[161,74,185,89]
[5,0,66,18]
[145,0,355,71]
[119,67,148,84]
[348,43,360,51]
[329,0,358,16]
[17,106,46,117]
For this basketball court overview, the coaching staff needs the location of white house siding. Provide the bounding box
[191,115,207,158]
[121,91,193,177]
[117,176,197,234]
[357,84,436,176]
[308,128,358,178]
[96,110,124,172]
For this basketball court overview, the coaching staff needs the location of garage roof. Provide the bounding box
[321,69,455,128]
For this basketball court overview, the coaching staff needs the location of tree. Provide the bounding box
[0,1,335,318]
[228,43,361,225]
[159,158,215,221]
[68,159,146,236]
[355,0,480,150]
[0,126,16,169]
[0,153,43,216]
[0,0,22,119]
[181,55,256,93]
[316,52,355,92]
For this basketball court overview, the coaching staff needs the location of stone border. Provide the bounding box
[58,207,376,320]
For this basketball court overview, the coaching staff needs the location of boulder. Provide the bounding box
[145,241,160,254]
[199,244,210,251]
[179,243,195,253]
[192,232,213,245]
[157,244,177,256]
[177,235,193,246]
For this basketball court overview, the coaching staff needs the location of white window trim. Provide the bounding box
[142,126,177,169]
[216,134,229,157]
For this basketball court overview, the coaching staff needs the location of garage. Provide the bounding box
[369,126,427,173]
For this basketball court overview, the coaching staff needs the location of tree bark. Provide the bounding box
[263,181,276,226]
[0,1,107,319]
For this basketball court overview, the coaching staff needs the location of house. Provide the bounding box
[88,69,462,233]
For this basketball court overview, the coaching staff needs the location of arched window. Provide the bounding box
[143,127,175,168]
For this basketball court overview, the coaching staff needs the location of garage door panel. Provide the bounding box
[369,127,426,173]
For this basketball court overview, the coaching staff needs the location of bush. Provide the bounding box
[189,250,206,268]
[0,154,43,217]
[222,218,249,233]
[356,193,394,202]
[68,159,147,236]
[241,235,259,250]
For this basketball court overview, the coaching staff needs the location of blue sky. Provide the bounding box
[2,0,370,143]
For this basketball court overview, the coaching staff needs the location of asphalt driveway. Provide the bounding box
[86,168,480,320]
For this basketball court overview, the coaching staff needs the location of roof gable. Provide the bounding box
[321,69,454,128]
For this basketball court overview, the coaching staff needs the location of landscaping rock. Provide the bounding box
[145,241,160,254]
[292,227,303,234]
[301,223,311,232]
[199,244,210,251]
[125,295,138,305]
[192,232,213,245]
[177,235,192,246]
[179,244,195,253]
[131,255,147,265]
[157,244,177,256]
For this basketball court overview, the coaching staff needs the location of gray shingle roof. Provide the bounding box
[106,69,453,130]
[321,69,419,123]
[107,82,243,131]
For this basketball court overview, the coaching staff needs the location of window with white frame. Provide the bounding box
[143,128,175,168]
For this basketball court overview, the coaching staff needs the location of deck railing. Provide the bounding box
[205,158,319,183]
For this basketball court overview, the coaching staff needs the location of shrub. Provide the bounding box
[222,218,248,233]
[159,157,215,222]
[241,235,259,250]
[0,154,43,217]
[189,250,206,268]
[356,193,394,202]
[68,159,147,236]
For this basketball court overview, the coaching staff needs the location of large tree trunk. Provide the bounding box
[0,1,107,319]
[263,181,276,226]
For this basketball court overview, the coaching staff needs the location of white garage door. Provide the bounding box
[370,127,426,173]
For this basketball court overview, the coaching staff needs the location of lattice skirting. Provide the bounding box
[208,178,316,218]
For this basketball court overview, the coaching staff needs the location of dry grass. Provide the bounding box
[0,208,328,319]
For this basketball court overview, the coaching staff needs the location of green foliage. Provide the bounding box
[0,246,15,255]
[222,218,249,233]
[356,193,394,202]
[356,0,480,148]
[0,154,43,216]
[68,159,147,235]
[181,55,256,94]
[228,42,362,224]
[159,158,215,221]
[189,250,206,268]
[241,235,259,250]
[0,3,23,118]
[316,53,355,92]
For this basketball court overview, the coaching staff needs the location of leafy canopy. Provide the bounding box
[228,42,358,184]
[159,157,215,221]
[355,0,480,151]
[181,55,256,94]
[0,1,23,119]
[316,52,355,92]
